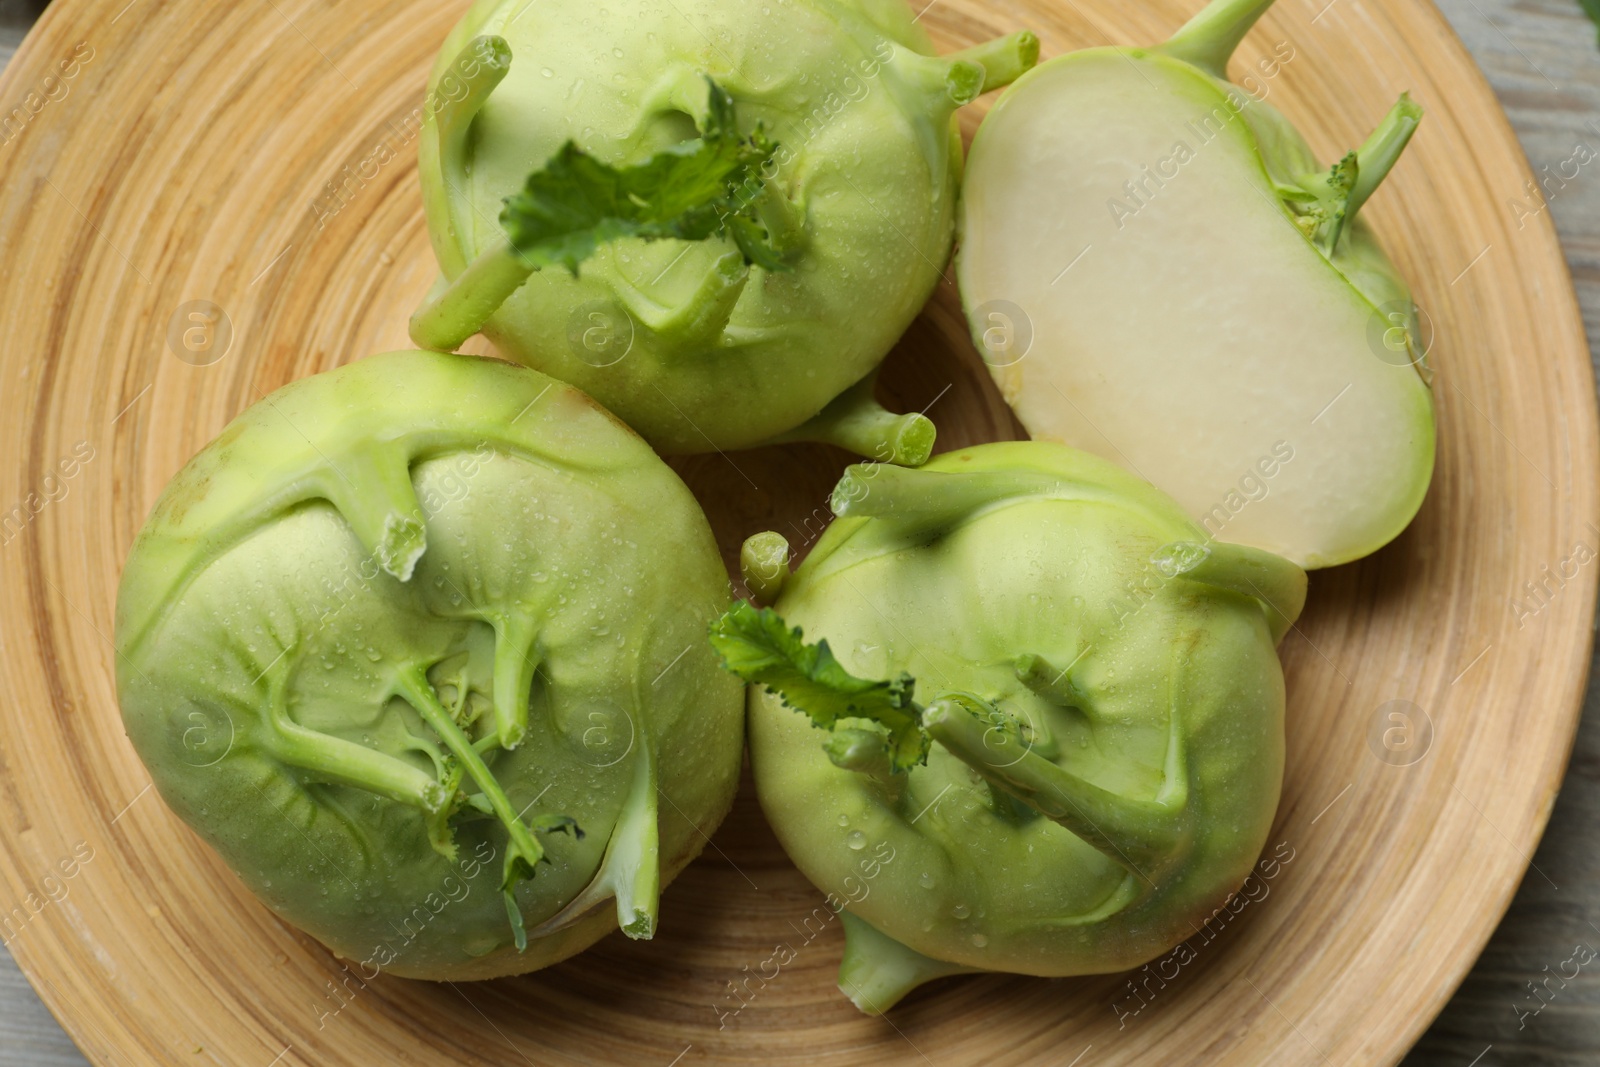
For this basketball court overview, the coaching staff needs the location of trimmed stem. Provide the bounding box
[837,911,976,1015]
[313,441,426,580]
[1346,94,1424,221]
[396,666,549,949]
[740,531,791,606]
[606,747,661,939]
[948,31,1041,94]
[639,250,750,342]
[1013,652,1086,710]
[432,36,514,277]
[885,45,985,113]
[410,238,533,353]
[748,179,806,260]
[262,655,446,814]
[491,612,539,750]
[774,376,936,467]
[1158,0,1278,79]
[1174,542,1307,643]
[526,747,660,940]
[830,465,1085,525]
[921,696,1184,872]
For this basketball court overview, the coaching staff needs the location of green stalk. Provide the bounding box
[1158,0,1278,79]
[410,238,534,353]
[771,375,936,467]
[829,464,1102,526]
[1346,94,1424,221]
[312,440,426,581]
[396,665,556,951]
[837,911,976,1014]
[1171,541,1307,643]
[740,531,791,606]
[921,696,1185,872]
[262,660,446,814]
[490,611,539,750]
[948,31,1041,94]
[430,36,514,276]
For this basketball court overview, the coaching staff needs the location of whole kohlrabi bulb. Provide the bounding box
[712,441,1306,1011]
[115,351,743,980]
[411,0,1037,461]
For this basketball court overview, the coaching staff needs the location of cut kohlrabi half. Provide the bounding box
[957,0,1435,569]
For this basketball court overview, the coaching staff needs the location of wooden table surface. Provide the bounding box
[0,0,1596,1064]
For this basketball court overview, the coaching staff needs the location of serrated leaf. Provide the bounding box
[709,601,929,773]
[499,77,789,276]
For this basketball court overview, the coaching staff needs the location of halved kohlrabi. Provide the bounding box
[957,0,1435,569]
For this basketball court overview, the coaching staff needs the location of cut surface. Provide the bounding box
[958,51,1434,568]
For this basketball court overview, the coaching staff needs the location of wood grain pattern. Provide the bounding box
[0,0,1592,1065]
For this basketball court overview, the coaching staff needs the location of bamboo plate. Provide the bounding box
[0,0,1592,1063]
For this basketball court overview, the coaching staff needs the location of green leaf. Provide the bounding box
[709,601,929,772]
[499,78,789,276]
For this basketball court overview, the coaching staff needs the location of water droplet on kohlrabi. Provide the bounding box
[953,904,971,920]
[971,933,988,948]
[837,813,849,826]
[846,831,866,850]
[541,67,554,78]
[918,872,935,889]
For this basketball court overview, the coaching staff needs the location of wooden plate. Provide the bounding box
[0,0,1592,1063]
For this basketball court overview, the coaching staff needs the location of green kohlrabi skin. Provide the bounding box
[735,442,1306,1011]
[115,351,744,980]
[415,0,1037,457]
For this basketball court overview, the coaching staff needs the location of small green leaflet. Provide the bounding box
[709,601,930,773]
[499,78,790,276]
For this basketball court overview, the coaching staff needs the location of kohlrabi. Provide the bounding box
[957,0,1434,568]
[711,441,1305,1011]
[115,351,743,980]
[411,1,1038,461]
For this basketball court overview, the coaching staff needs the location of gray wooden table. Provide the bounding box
[1,0,1597,1063]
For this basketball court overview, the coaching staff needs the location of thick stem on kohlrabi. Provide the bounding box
[740,531,791,606]
[529,745,662,941]
[396,666,579,952]
[921,696,1186,873]
[770,376,936,467]
[829,462,1095,529]
[1156,0,1277,79]
[837,911,977,1016]
[948,31,1041,95]
[432,36,514,275]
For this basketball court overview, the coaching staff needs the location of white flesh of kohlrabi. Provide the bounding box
[957,52,1434,569]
